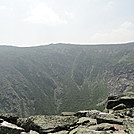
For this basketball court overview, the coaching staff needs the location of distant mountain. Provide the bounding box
[0,42,134,117]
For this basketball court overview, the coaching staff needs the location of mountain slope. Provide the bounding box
[0,43,134,117]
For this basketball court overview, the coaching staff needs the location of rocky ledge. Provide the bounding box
[0,92,134,134]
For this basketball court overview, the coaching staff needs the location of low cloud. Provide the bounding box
[65,11,74,19]
[24,2,67,25]
[0,5,7,10]
[89,21,134,44]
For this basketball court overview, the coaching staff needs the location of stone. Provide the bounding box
[96,117,123,125]
[75,110,89,117]
[21,130,40,134]
[0,113,19,124]
[88,123,115,131]
[0,121,24,134]
[0,119,4,123]
[17,115,79,133]
[49,130,69,134]
[69,124,114,134]
[97,112,116,119]
[124,118,134,134]
[76,110,101,118]
[61,112,76,116]
[125,108,134,117]
[106,95,134,109]
[77,117,96,125]
[17,117,37,132]
[112,103,126,110]
[108,95,119,100]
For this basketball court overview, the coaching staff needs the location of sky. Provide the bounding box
[0,0,134,47]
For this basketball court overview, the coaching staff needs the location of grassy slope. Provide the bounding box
[0,43,133,116]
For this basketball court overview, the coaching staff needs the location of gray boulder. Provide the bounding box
[77,117,96,125]
[0,120,24,134]
[20,130,40,134]
[69,123,115,134]
[96,116,123,125]
[61,112,76,116]
[0,113,19,124]
[76,110,100,118]
[106,92,134,109]
[112,103,126,110]
[17,115,78,133]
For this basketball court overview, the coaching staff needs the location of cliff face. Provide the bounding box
[0,43,134,116]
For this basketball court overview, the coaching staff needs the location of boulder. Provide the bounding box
[88,123,115,131]
[76,110,100,118]
[96,117,123,125]
[75,110,89,117]
[61,112,76,116]
[124,118,134,134]
[97,112,116,119]
[0,113,19,124]
[125,108,134,117]
[20,130,40,134]
[17,115,78,133]
[0,119,4,123]
[112,103,126,110]
[108,95,119,100]
[49,130,69,134]
[69,123,115,134]
[106,94,134,109]
[77,117,96,125]
[0,121,24,134]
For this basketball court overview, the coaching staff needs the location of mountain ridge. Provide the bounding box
[1,41,134,48]
[0,42,134,117]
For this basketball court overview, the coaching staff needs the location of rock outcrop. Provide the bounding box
[0,92,134,134]
[0,119,24,134]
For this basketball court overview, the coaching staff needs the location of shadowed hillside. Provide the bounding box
[0,43,134,117]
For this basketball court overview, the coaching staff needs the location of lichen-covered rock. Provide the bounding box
[69,123,115,134]
[124,118,134,134]
[77,117,96,126]
[112,103,126,110]
[61,112,76,116]
[0,113,19,124]
[0,119,4,123]
[97,112,116,119]
[106,92,134,109]
[96,117,123,125]
[76,110,100,118]
[20,130,40,134]
[0,121,24,134]
[17,117,38,132]
[88,123,115,131]
[18,115,79,133]
[49,130,69,134]
[1,92,134,134]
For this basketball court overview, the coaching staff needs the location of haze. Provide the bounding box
[0,0,134,47]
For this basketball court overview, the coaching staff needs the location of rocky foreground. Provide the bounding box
[0,92,134,134]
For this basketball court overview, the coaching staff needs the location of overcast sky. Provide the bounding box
[0,0,134,47]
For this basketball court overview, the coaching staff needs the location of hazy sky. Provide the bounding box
[0,0,134,47]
